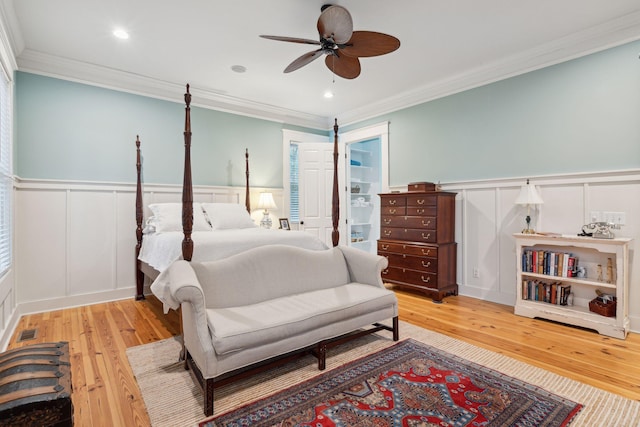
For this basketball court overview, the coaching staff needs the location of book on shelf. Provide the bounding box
[521,248,577,278]
[521,279,571,306]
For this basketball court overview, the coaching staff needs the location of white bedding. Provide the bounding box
[139,228,328,273]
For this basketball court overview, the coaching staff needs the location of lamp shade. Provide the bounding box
[257,192,277,210]
[515,180,543,205]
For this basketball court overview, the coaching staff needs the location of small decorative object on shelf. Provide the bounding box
[589,289,617,317]
[606,258,614,284]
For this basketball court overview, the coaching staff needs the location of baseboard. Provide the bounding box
[17,287,137,317]
[0,305,21,352]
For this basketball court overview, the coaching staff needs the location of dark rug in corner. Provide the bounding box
[200,339,582,427]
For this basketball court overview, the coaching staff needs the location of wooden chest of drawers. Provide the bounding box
[378,191,457,302]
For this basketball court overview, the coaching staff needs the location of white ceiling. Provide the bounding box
[3,0,640,128]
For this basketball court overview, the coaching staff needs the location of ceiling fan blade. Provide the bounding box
[340,31,401,58]
[260,35,321,45]
[317,5,353,44]
[284,49,325,73]
[325,53,361,79]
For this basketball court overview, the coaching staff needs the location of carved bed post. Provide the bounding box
[245,148,251,213]
[182,85,194,262]
[331,118,340,247]
[135,136,145,300]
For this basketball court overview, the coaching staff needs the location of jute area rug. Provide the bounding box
[126,321,640,427]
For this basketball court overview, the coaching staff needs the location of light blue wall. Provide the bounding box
[15,39,640,188]
[344,40,640,186]
[15,72,324,187]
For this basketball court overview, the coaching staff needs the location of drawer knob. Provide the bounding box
[417,208,424,214]
[417,199,425,205]
[421,232,431,240]
[382,269,388,275]
[384,218,392,225]
[421,249,432,256]
[384,230,392,236]
[389,208,397,214]
[382,244,389,250]
[389,200,397,205]
[421,220,431,226]
[421,261,431,268]
[421,275,431,283]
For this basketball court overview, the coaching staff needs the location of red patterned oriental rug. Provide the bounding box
[200,339,582,427]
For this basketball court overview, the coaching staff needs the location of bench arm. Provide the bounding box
[338,245,389,288]
[167,261,215,359]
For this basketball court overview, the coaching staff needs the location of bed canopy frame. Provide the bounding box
[134,84,341,300]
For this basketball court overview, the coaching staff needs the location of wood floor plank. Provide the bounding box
[5,291,639,425]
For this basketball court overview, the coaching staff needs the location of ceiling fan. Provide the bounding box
[260,4,400,79]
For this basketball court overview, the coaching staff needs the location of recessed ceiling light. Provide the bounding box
[324,91,334,99]
[231,65,247,73]
[113,29,129,40]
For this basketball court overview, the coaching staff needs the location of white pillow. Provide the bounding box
[148,203,212,233]
[201,203,257,230]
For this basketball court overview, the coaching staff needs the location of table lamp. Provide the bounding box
[515,179,543,234]
[257,192,277,229]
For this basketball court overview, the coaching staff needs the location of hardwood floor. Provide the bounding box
[7,290,640,426]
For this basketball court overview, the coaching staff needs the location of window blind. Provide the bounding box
[289,144,299,222]
[0,71,12,277]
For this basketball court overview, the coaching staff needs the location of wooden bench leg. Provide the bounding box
[204,377,214,416]
[393,316,399,341]
[317,342,327,370]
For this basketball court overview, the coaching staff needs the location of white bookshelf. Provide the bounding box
[514,233,631,339]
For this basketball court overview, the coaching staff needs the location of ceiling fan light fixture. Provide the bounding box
[112,28,129,40]
[261,5,399,79]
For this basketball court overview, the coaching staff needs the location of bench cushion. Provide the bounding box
[207,283,397,355]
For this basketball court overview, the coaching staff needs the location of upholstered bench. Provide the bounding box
[159,244,398,416]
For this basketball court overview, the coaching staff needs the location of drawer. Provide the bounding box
[378,241,438,257]
[381,206,406,216]
[380,196,406,207]
[406,206,437,216]
[381,216,436,229]
[381,227,436,243]
[381,266,438,288]
[407,195,436,206]
[380,252,437,273]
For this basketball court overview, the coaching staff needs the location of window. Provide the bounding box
[0,70,12,277]
[289,143,299,222]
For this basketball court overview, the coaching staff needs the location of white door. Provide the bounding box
[298,143,336,246]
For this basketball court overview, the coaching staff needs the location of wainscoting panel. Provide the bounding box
[68,191,116,295]
[116,191,137,290]
[16,189,68,302]
[14,179,283,314]
[12,171,640,332]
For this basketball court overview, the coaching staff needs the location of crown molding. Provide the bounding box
[12,10,640,131]
[0,0,19,78]
[16,50,329,130]
[337,11,640,127]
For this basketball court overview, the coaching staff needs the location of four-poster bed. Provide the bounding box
[134,84,341,300]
